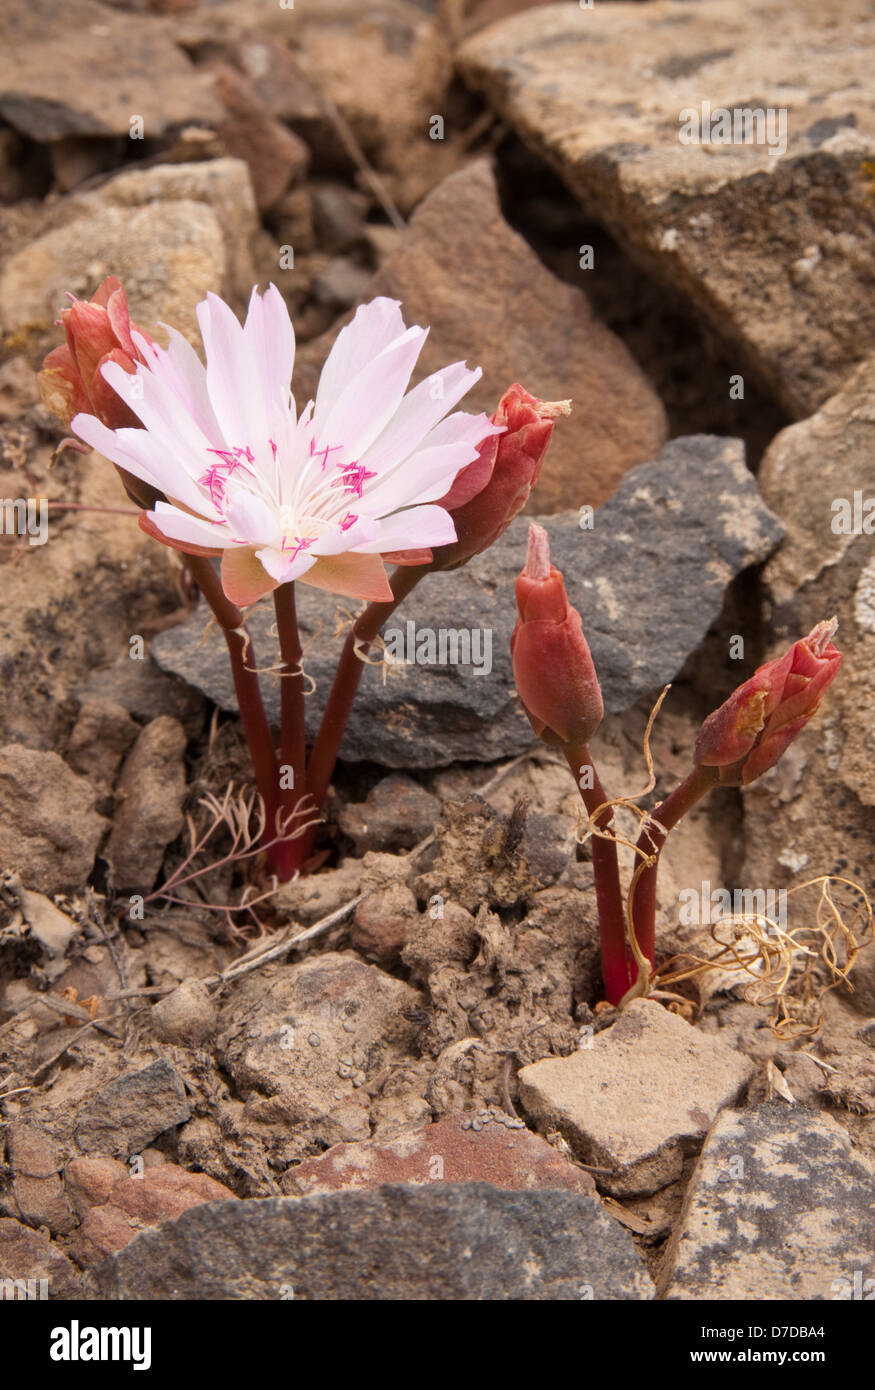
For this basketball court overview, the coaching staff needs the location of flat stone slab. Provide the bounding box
[518,999,755,1196]
[287,1112,597,1196]
[152,435,782,767]
[0,0,221,140]
[87,1183,654,1299]
[459,0,875,417]
[660,1104,875,1300]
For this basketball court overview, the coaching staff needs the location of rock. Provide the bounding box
[87,1182,654,1299]
[311,181,370,253]
[78,654,205,739]
[286,1111,596,1196]
[742,357,875,1011]
[18,890,78,964]
[351,880,420,967]
[518,999,755,1196]
[0,159,257,347]
[64,1156,129,1220]
[75,1059,191,1157]
[0,1217,81,1298]
[295,159,667,512]
[7,1121,74,1235]
[459,0,875,418]
[0,0,221,140]
[312,255,375,310]
[211,63,310,213]
[70,1163,236,1268]
[66,698,138,787]
[151,980,217,1048]
[0,746,108,894]
[660,1104,875,1299]
[216,953,421,1130]
[271,857,364,926]
[338,775,441,854]
[105,716,187,892]
[152,435,783,768]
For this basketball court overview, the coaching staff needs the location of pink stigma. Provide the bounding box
[281,535,316,561]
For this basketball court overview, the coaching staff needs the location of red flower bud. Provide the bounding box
[431,384,571,570]
[39,277,161,508]
[511,523,603,748]
[694,618,842,785]
[39,277,152,430]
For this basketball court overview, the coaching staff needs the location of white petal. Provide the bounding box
[313,298,406,426]
[352,504,456,553]
[244,283,295,414]
[309,515,381,556]
[360,362,483,473]
[366,439,487,511]
[150,501,230,550]
[255,545,317,584]
[197,292,271,457]
[148,325,223,442]
[222,490,283,548]
[316,325,428,462]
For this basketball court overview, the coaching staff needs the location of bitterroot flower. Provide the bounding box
[70,287,502,606]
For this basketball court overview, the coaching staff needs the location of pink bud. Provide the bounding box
[511,523,603,748]
[38,277,152,432]
[432,384,571,570]
[694,618,842,785]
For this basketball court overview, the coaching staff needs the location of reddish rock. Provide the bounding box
[64,1156,129,1219]
[286,1113,596,1197]
[69,1163,236,1267]
[212,63,310,213]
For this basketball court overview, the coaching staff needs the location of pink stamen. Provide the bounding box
[280,535,317,561]
[331,462,376,499]
[310,439,343,470]
[269,438,278,461]
[339,512,358,532]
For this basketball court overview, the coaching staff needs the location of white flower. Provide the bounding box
[73,287,502,605]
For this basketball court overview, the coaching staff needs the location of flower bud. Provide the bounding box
[431,384,571,570]
[39,277,162,508]
[694,618,842,785]
[511,523,603,748]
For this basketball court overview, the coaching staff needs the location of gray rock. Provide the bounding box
[338,775,441,854]
[0,0,221,140]
[459,0,875,418]
[105,716,188,893]
[215,952,421,1132]
[152,436,783,767]
[75,1060,191,1158]
[0,1217,82,1299]
[0,746,109,895]
[519,999,756,1196]
[660,1104,875,1299]
[87,1182,654,1299]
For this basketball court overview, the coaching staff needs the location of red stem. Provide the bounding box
[630,765,716,971]
[272,582,310,878]
[565,742,631,1005]
[184,557,292,878]
[305,564,427,814]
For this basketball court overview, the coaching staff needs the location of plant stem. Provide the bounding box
[184,556,287,877]
[272,582,309,878]
[565,741,631,1005]
[630,765,716,973]
[305,563,427,817]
